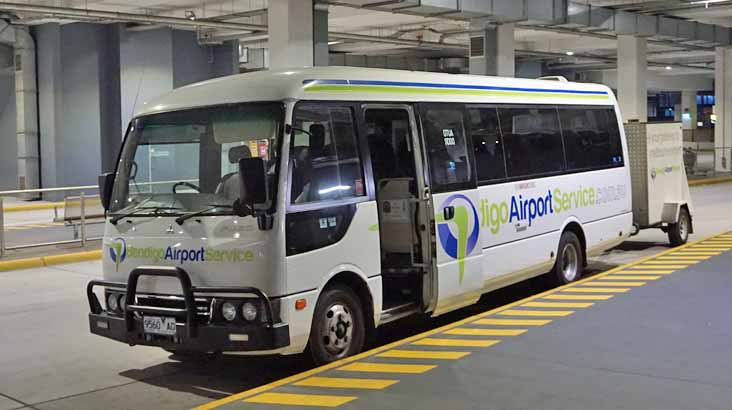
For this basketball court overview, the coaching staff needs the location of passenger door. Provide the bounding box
[419,104,484,316]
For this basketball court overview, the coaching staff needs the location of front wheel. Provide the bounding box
[551,231,584,285]
[668,207,691,246]
[307,285,366,365]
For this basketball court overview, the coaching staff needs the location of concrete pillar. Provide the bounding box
[681,89,697,131]
[469,22,515,77]
[268,0,328,69]
[617,35,647,122]
[715,47,732,172]
[0,44,17,190]
[99,25,122,173]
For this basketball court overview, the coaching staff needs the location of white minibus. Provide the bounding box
[88,67,633,364]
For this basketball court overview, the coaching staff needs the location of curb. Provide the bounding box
[0,250,102,272]
[688,175,732,186]
[2,202,64,213]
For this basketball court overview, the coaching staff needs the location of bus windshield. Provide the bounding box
[109,102,283,216]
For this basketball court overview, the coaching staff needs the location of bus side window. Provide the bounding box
[559,107,624,171]
[420,105,473,192]
[467,107,507,183]
[290,104,365,204]
[498,107,564,178]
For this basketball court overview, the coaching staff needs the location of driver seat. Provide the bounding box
[216,145,252,201]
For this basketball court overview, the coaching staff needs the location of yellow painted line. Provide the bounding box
[193,231,731,410]
[244,392,356,407]
[583,281,646,287]
[521,301,593,308]
[617,269,674,274]
[377,349,470,360]
[687,175,732,186]
[600,275,660,280]
[543,294,614,300]
[412,338,500,348]
[635,264,689,269]
[498,309,574,317]
[673,252,722,255]
[444,328,527,336]
[293,376,398,390]
[338,362,436,374]
[687,246,731,250]
[641,261,695,265]
[658,254,713,259]
[3,202,64,212]
[473,318,552,326]
[562,287,629,293]
[0,250,102,272]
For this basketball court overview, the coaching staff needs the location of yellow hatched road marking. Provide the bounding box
[600,275,660,280]
[583,281,645,286]
[617,269,674,274]
[543,294,614,300]
[521,301,593,308]
[657,255,712,259]
[444,328,527,336]
[244,392,357,407]
[636,264,689,269]
[653,258,706,262]
[562,287,629,293]
[294,376,398,390]
[673,252,721,256]
[642,261,695,265]
[498,309,574,317]
[413,338,500,347]
[688,246,731,249]
[473,318,552,326]
[703,240,732,243]
[338,362,436,374]
[377,349,470,360]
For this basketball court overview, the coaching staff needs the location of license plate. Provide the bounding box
[143,316,177,336]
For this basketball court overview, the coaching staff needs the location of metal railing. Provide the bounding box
[0,185,102,258]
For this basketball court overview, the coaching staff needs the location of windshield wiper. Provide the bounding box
[175,204,234,226]
[110,206,183,225]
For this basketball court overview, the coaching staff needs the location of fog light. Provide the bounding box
[241,302,257,321]
[107,293,119,312]
[221,302,237,321]
[118,294,126,312]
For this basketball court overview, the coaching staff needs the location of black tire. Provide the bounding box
[551,231,584,285]
[307,285,366,365]
[668,207,690,246]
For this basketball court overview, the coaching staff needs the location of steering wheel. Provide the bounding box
[172,181,200,194]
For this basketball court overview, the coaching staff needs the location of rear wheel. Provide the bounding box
[668,207,690,246]
[551,231,584,285]
[307,285,366,365]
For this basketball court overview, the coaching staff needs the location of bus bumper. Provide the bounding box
[86,266,290,352]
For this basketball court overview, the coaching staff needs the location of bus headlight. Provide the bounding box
[241,302,258,321]
[107,293,119,312]
[221,302,237,322]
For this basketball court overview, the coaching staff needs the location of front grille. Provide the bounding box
[136,295,212,320]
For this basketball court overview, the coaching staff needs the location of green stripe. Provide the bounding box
[304,84,610,101]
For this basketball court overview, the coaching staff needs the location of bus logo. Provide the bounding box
[437,194,480,284]
[108,237,127,272]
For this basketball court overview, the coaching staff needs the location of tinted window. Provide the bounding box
[468,107,506,183]
[498,107,564,178]
[559,107,624,170]
[420,105,473,192]
[290,104,365,204]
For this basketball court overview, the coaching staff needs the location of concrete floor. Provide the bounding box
[0,182,731,410]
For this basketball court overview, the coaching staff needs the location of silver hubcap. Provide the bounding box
[679,214,688,240]
[561,243,579,282]
[321,303,353,357]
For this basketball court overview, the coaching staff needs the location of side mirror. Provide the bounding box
[236,157,270,216]
[98,172,115,211]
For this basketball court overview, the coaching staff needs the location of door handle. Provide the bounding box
[443,206,455,221]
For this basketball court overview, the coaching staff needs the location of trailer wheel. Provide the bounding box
[307,285,365,365]
[668,207,690,246]
[551,231,584,285]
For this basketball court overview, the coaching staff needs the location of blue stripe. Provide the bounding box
[302,78,607,95]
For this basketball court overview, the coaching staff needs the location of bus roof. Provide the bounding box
[136,66,616,117]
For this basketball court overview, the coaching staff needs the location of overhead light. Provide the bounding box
[565,51,575,56]
[665,66,673,70]
[328,40,343,45]
[689,0,730,7]
[185,10,196,20]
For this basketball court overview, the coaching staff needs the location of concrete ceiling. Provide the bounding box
[0,0,726,82]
